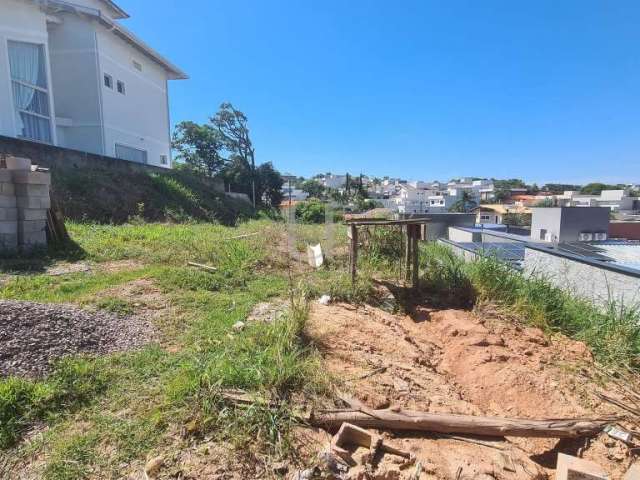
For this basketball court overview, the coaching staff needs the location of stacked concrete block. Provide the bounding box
[12,170,50,249]
[0,170,18,251]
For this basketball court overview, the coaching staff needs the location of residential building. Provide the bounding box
[0,0,187,168]
[280,186,308,202]
[322,174,347,189]
[558,190,638,213]
[475,204,531,225]
[530,207,610,243]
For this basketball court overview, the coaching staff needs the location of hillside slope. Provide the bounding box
[51,167,253,225]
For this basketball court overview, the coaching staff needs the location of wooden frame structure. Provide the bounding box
[345,218,431,288]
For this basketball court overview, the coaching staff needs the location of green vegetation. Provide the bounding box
[420,243,640,368]
[0,221,329,478]
[53,167,254,225]
[295,199,327,223]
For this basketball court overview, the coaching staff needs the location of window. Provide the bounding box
[8,41,52,143]
[115,144,147,164]
[160,155,168,165]
[117,80,125,94]
[104,74,113,89]
[133,60,143,72]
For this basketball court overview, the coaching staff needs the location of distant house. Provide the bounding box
[0,0,187,167]
[558,190,637,213]
[530,207,610,243]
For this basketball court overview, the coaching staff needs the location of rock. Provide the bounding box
[144,456,164,478]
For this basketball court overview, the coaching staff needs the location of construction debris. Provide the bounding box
[317,295,331,306]
[555,453,608,480]
[307,243,324,268]
[331,422,411,465]
[187,261,218,273]
[604,424,634,444]
[311,407,617,438]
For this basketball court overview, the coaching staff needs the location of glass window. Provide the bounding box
[8,41,52,143]
[115,144,147,164]
[104,74,113,88]
[117,80,125,94]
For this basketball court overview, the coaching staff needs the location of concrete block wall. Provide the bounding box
[0,159,51,252]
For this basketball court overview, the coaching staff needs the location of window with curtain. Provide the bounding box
[8,41,52,143]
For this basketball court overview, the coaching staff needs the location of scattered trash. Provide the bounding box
[318,295,331,306]
[232,321,245,332]
[556,453,608,480]
[605,424,634,444]
[307,243,324,268]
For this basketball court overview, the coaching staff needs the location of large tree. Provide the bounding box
[256,162,284,207]
[212,103,257,206]
[449,191,477,213]
[301,179,325,198]
[172,121,226,177]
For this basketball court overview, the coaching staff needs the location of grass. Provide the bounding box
[420,242,640,369]
[0,220,330,478]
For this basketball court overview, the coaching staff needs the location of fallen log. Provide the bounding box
[310,408,617,438]
[187,261,218,273]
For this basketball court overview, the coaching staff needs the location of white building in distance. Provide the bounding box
[0,0,187,168]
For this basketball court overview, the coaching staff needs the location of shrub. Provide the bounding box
[295,200,326,224]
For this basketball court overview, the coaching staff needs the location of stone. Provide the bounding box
[17,208,47,221]
[10,170,51,185]
[14,184,49,197]
[16,196,50,209]
[556,453,608,480]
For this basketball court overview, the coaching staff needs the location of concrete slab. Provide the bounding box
[20,230,47,247]
[0,182,15,196]
[18,220,46,234]
[0,208,18,221]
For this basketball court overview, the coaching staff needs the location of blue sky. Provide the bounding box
[120,0,640,185]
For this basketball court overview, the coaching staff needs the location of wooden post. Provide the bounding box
[411,224,419,289]
[404,225,411,282]
[350,224,358,284]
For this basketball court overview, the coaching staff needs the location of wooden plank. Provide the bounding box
[412,225,419,288]
[404,225,411,282]
[350,224,358,284]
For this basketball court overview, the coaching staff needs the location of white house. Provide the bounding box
[0,0,187,168]
[558,190,637,213]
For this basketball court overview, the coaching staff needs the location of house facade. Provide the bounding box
[0,0,186,168]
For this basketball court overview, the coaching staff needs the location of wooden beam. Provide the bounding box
[310,409,616,439]
[350,224,358,284]
[411,225,419,288]
[404,225,411,282]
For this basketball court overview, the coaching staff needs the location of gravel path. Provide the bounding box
[0,300,155,378]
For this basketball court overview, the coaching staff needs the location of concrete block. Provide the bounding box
[14,184,49,197]
[0,195,17,208]
[18,220,46,235]
[0,170,12,182]
[0,221,18,235]
[6,156,31,170]
[17,208,47,221]
[0,208,18,221]
[20,230,47,247]
[0,233,18,250]
[0,182,15,195]
[556,453,608,480]
[16,196,50,209]
[11,171,51,185]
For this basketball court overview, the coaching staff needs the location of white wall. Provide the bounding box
[47,13,104,154]
[0,0,55,141]
[95,24,171,167]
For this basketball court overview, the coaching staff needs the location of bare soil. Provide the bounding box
[303,301,634,479]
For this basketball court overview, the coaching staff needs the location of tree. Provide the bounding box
[449,191,477,213]
[580,183,625,195]
[212,103,257,206]
[172,121,225,177]
[255,162,283,207]
[295,200,326,223]
[542,183,581,194]
[301,179,325,199]
[534,198,555,207]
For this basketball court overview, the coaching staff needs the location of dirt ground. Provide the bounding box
[303,300,636,480]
